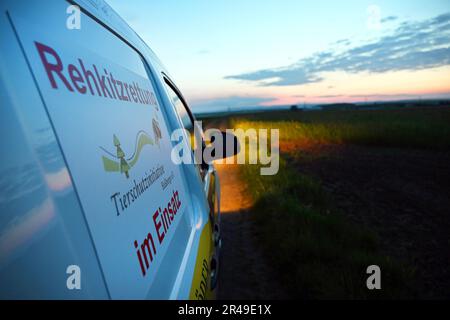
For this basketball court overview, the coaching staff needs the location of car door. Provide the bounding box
[161,75,221,297]
[1,0,199,299]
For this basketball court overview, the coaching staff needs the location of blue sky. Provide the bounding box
[106,0,450,110]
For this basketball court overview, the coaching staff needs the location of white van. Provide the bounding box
[0,0,230,299]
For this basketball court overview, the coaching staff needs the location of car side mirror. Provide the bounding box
[218,131,240,158]
[202,130,240,166]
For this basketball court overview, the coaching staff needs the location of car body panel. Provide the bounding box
[0,0,219,299]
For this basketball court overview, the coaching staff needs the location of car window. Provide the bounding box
[164,80,194,133]
[163,77,207,177]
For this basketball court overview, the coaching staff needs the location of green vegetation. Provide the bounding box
[234,107,450,150]
[225,106,450,298]
[239,157,416,299]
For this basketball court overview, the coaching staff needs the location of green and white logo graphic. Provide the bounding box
[101,130,156,179]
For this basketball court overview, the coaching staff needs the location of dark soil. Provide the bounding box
[285,143,450,299]
[217,209,289,299]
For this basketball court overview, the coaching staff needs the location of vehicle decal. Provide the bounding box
[10,11,193,296]
[189,221,215,300]
[100,130,156,178]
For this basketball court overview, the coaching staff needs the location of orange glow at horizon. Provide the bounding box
[189,65,450,107]
[260,66,450,105]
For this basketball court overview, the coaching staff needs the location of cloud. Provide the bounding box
[335,38,351,46]
[381,15,398,23]
[192,96,274,111]
[225,12,450,86]
[225,68,323,86]
[318,95,344,98]
[196,49,210,55]
[348,92,450,99]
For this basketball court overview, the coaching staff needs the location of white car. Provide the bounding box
[0,0,232,299]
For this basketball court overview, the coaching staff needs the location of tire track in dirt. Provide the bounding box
[216,160,288,299]
[209,118,288,299]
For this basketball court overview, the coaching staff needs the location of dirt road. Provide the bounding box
[215,160,289,299]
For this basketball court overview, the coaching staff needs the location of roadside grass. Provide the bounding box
[239,157,417,299]
[233,107,450,150]
[226,108,437,298]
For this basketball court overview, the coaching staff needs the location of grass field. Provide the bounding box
[227,106,450,299]
[234,106,450,150]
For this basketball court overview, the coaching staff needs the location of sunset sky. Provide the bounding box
[106,0,450,111]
